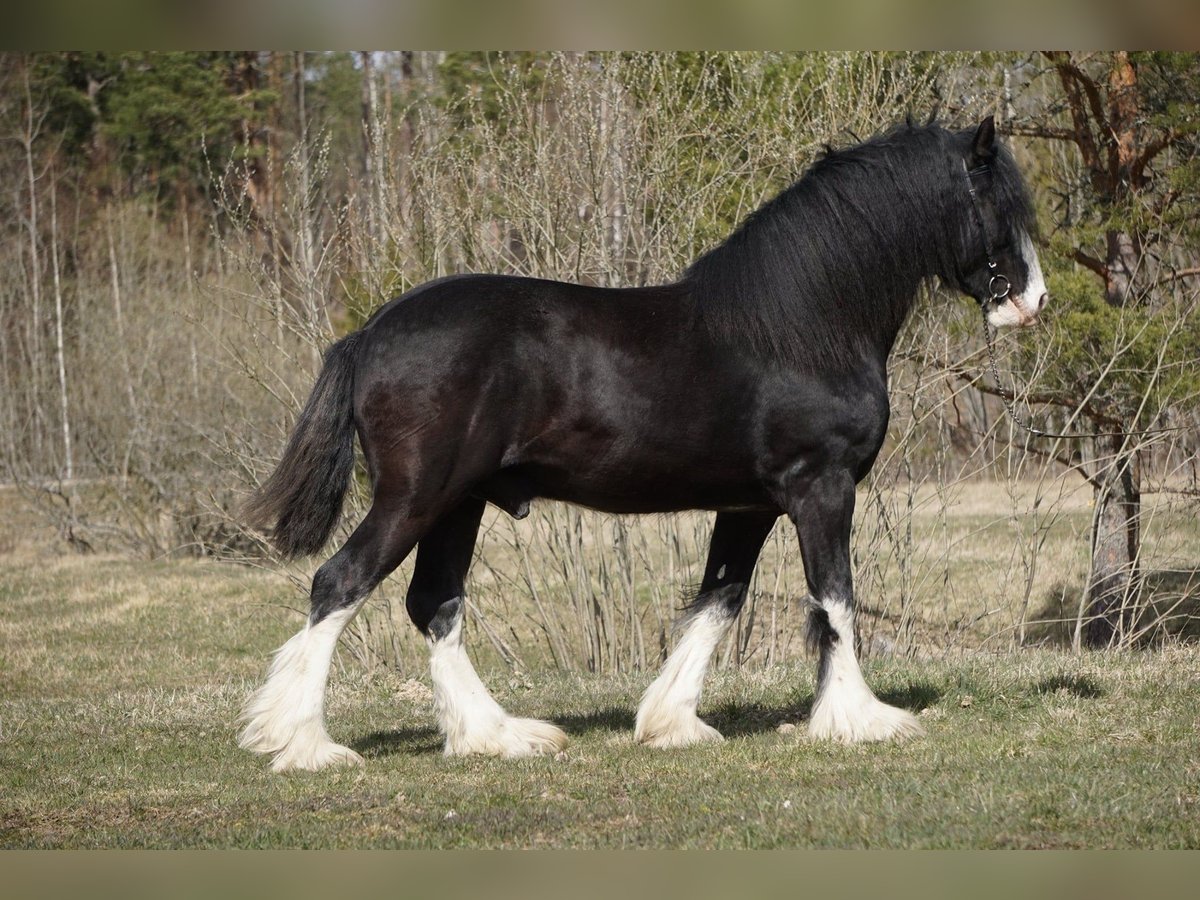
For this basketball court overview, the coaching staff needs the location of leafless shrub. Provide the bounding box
[218,52,993,672]
[5,52,1195,672]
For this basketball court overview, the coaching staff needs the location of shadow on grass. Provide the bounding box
[353,726,442,759]
[709,681,942,738]
[1021,581,1077,648]
[557,681,946,740]
[556,706,636,735]
[353,681,946,754]
[879,681,945,712]
[1034,674,1104,699]
[1024,568,1200,648]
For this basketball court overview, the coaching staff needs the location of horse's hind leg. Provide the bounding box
[239,500,423,772]
[408,497,567,757]
[636,510,778,748]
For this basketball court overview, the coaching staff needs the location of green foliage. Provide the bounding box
[622,52,814,246]
[303,52,363,160]
[26,51,110,156]
[1131,51,1200,135]
[614,52,967,257]
[29,51,276,200]
[1014,51,1200,432]
[1034,264,1200,423]
[437,51,549,126]
[108,54,258,187]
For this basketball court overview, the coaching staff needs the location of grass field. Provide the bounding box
[3,550,1200,848]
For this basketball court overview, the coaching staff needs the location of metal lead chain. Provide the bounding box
[980,308,1192,442]
[982,312,1046,438]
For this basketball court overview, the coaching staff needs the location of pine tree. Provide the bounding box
[1013,51,1200,646]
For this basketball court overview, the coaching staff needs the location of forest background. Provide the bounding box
[2,51,1198,673]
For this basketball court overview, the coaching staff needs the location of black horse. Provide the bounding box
[240,116,1045,771]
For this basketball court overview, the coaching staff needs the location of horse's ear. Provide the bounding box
[971,115,996,163]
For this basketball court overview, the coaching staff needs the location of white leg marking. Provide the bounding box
[808,604,923,743]
[635,607,730,748]
[429,611,566,757]
[239,605,365,772]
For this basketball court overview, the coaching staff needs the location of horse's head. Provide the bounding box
[952,116,1047,328]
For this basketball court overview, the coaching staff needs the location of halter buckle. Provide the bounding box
[988,273,1011,301]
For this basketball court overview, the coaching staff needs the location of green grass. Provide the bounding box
[3,554,1200,848]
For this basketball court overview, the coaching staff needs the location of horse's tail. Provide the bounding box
[244,333,361,559]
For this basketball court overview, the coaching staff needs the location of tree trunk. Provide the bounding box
[105,200,147,489]
[1033,51,1191,649]
[1081,438,1140,648]
[1104,228,1139,307]
[359,51,382,247]
[49,173,72,482]
[293,49,320,360]
[21,58,46,466]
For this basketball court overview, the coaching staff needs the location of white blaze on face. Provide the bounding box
[987,230,1047,328]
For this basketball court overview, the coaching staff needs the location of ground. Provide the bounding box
[3,552,1199,848]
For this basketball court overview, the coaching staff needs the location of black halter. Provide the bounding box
[963,162,1011,308]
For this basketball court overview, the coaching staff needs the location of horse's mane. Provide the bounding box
[683,121,1036,370]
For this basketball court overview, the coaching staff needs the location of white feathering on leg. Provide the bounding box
[635,607,730,748]
[428,612,566,757]
[239,605,365,772]
[807,603,922,743]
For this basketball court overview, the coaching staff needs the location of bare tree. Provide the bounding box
[17,57,46,468]
[48,169,71,481]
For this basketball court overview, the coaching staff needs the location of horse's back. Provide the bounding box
[349,273,772,514]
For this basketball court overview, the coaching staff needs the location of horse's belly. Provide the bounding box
[488,459,772,516]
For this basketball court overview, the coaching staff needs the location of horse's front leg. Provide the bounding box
[788,467,923,743]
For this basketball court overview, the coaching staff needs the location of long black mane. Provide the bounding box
[684,122,1036,370]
